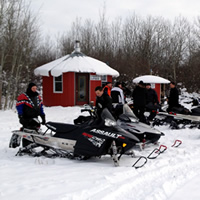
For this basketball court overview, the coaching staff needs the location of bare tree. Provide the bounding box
[0,0,40,109]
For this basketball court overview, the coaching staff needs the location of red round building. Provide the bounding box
[34,41,119,107]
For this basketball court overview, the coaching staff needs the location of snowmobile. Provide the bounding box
[76,104,164,146]
[153,104,200,129]
[116,104,164,145]
[9,108,140,166]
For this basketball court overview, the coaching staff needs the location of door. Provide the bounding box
[75,73,89,105]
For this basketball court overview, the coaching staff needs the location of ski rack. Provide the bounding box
[132,140,182,169]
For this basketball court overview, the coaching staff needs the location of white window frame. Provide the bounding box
[53,75,63,93]
[101,75,107,82]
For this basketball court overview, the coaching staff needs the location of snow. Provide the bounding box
[1,104,200,200]
[34,53,119,77]
[133,75,170,84]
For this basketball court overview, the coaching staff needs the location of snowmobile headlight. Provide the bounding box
[105,119,117,127]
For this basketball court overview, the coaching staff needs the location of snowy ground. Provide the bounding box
[1,105,200,200]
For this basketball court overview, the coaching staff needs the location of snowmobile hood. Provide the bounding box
[114,125,140,142]
[100,108,140,142]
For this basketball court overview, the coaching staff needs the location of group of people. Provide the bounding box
[16,80,179,131]
[95,81,127,119]
[95,80,180,123]
[132,81,159,123]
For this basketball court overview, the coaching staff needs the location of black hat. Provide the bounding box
[170,81,176,85]
[27,82,37,89]
[26,82,38,97]
[106,81,112,85]
[146,83,151,86]
[115,81,122,87]
[138,81,144,85]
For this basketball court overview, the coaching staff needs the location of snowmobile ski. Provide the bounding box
[171,139,182,147]
[132,156,148,169]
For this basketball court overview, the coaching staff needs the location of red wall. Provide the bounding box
[107,75,112,83]
[154,84,161,103]
[42,72,75,106]
[42,72,113,107]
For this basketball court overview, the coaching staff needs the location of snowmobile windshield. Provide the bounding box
[101,108,117,127]
[123,104,139,122]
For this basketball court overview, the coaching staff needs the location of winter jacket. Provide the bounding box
[146,88,159,104]
[96,93,112,117]
[168,87,179,108]
[103,85,111,96]
[132,86,147,107]
[16,92,45,119]
[111,87,125,104]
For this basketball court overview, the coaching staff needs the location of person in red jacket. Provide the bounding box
[16,83,46,147]
[16,82,46,128]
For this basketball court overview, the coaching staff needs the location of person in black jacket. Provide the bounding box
[167,81,179,112]
[146,83,160,120]
[95,86,112,118]
[132,81,147,122]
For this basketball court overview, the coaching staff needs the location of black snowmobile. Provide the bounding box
[9,108,140,166]
[116,104,164,145]
[76,104,164,146]
[154,103,200,129]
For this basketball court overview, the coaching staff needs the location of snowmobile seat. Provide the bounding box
[46,122,79,133]
[171,106,191,115]
[191,107,200,116]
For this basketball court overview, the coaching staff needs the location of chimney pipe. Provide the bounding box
[74,40,80,52]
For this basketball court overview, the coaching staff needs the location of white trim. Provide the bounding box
[53,75,63,93]
[90,75,101,81]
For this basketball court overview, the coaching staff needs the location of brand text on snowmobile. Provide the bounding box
[90,129,122,138]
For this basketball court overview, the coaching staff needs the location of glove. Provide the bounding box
[41,115,46,125]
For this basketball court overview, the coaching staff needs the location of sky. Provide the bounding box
[30,0,200,38]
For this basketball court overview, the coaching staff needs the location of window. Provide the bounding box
[53,75,63,93]
[101,75,107,82]
[101,75,107,87]
[78,75,86,101]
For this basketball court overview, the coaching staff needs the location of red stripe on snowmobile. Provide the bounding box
[118,136,125,139]
[169,112,176,115]
[82,132,93,138]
